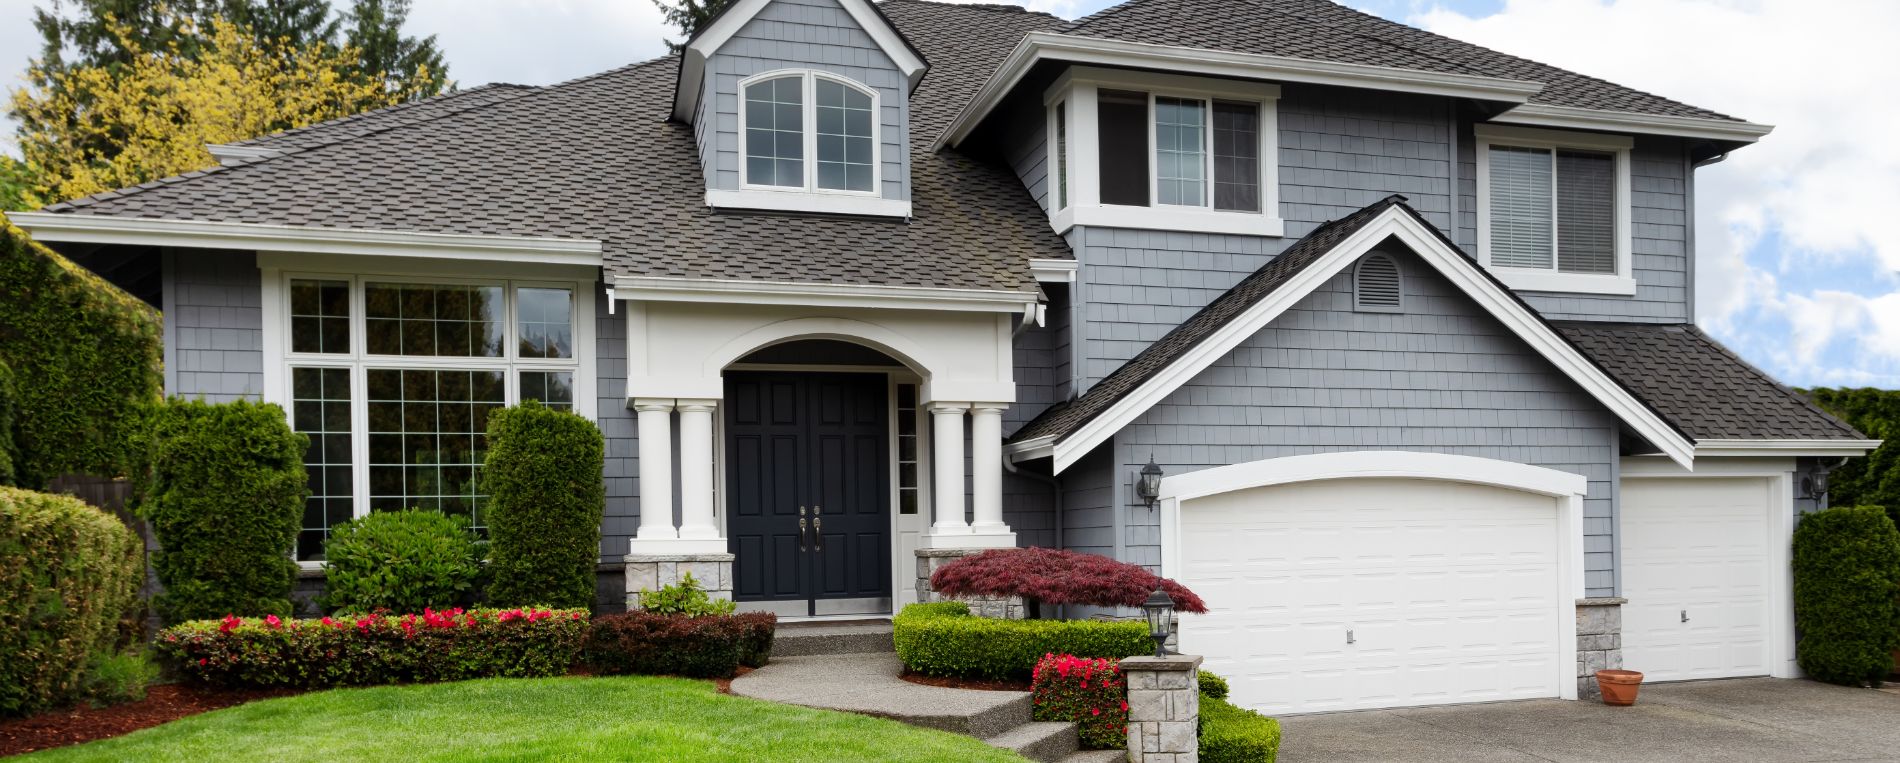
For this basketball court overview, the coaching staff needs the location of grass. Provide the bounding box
[22,675,1027,762]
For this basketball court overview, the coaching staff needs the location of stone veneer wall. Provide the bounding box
[1576,597,1626,698]
[915,548,1026,619]
[624,553,736,608]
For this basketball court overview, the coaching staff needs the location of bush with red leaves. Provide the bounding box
[929,547,1206,613]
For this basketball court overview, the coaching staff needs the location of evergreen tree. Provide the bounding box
[652,0,736,54]
[211,0,338,49]
[342,0,447,99]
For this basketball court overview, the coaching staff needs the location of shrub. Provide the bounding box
[0,487,144,716]
[582,611,768,679]
[0,222,164,488]
[82,650,159,707]
[484,401,604,609]
[1200,696,1281,763]
[1803,388,1898,511]
[156,607,589,689]
[893,602,1151,681]
[929,547,1207,615]
[1032,653,1128,749]
[0,360,18,486]
[1198,669,1230,699]
[636,573,737,617]
[733,611,778,668]
[322,510,483,614]
[1792,505,1900,685]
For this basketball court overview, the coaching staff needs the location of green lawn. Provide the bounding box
[23,676,1026,762]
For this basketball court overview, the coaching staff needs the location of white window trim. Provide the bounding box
[1044,67,1284,238]
[1475,123,1636,296]
[1046,97,1070,212]
[736,69,883,197]
[259,258,598,568]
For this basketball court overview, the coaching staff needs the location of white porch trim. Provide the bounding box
[1691,439,1881,458]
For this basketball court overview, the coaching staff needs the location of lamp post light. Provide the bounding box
[1141,587,1175,658]
[1137,456,1164,510]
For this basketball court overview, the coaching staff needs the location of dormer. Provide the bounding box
[672,0,927,218]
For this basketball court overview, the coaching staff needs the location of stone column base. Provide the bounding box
[915,548,1026,619]
[1123,654,1203,761]
[625,553,735,608]
[1577,596,1626,699]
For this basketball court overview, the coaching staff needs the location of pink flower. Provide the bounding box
[198,658,207,666]
[266,614,283,629]
[1091,708,1101,716]
[219,615,243,633]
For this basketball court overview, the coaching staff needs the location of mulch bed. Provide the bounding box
[0,684,303,757]
[899,671,1031,693]
[713,666,754,695]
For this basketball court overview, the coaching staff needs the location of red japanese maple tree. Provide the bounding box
[929,547,1207,614]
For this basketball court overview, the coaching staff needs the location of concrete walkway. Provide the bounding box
[1278,678,1900,763]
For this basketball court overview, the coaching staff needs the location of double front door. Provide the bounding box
[726,371,892,617]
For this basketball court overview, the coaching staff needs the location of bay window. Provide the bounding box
[1476,124,1635,295]
[275,273,590,562]
[1044,68,1283,237]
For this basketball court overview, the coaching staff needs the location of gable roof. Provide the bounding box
[673,0,928,122]
[1554,322,1869,444]
[21,1,1071,296]
[1007,195,1698,472]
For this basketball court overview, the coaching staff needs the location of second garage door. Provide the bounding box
[1620,477,1772,682]
[1176,478,1563,715]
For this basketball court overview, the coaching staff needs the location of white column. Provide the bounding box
[929,403,970,535]
[968,404,1013,544]
[633,398,676,542]
[676,399,719,541]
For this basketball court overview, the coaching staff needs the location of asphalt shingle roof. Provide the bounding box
[223,83,541,152]
[1059,0,1738,121]
[41,1,1072,293]
[1555,322,1866,441]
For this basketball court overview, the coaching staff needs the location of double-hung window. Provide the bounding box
[741,70,879,194]
[278,274,588,562]
[1044,68,1282,237]
[1476,124,1635,295]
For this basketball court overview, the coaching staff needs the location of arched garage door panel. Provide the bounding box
[1178,478,1562,715]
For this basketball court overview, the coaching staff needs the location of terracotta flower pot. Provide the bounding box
[1596,669,1644,706]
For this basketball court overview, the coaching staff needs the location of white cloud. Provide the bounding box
[1411,0,1900,386]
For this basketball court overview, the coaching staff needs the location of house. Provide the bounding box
[13,0,1879,716]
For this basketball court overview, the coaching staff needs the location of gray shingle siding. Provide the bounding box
[1058,442,1117,558]
[163,250,263,402]
[1456,130,1691,322]
[1109,249,1622,595]
[700,0,908,201]
[595,289,639,561]
[1278,87,1454,237]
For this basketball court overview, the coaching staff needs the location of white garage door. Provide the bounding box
[1177,478,1563,715]
[1620,478,1771,681]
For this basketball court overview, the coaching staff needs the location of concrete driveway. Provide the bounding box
[1278,678,1900,763]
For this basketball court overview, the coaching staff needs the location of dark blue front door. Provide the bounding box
[725,371,891,617]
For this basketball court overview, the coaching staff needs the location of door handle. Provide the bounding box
[798,506,808,552]
[814,508,824,552]
[1681,609,1690,624]
[1346,629,1355,645]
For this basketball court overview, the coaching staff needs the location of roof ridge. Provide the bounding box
[883,0,1057,19]
[222,82,541,149]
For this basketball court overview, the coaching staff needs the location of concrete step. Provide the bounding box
[1056,750,1126,763]
[772,621,895,657]
[986,721,1081,763]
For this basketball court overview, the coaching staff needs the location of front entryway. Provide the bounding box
[726,371,892,617]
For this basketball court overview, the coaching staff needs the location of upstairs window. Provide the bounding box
[1095,92,1261,213]
[742,70,879,195]
[1476,124,1634,295]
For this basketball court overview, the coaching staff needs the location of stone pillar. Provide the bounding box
[1577,597,1626,699]
[929,403,970,536]
[1123,654,1202,762]
[633,398,676,542]
[675,399,719,541]
[915,548,1025,618]
[968,404,1014,545]
[625,553,735,607]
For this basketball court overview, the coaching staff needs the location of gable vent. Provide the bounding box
[1354,253,1403,312]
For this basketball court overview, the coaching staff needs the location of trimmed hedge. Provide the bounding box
[484,401,604,609]
[0,487,143,716]
[1031,653,1128,749]
[893,602,1151,681]
[138,398,306,624]
[1198,669,1230,700]
[0,360,18,486]
[582,611,777,679]
[1200,696,1282,763]
[156,608,589,688]
[0,221,163,488]
[1792,505,1900,685]
[321,510,483,615]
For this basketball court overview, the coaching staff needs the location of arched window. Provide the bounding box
[741,70,878,194]
[1354,252,1403,312]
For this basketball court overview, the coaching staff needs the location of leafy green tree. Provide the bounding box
[652,0,736,54]
[0,157,33,213]
[213,0,337,49]
[341,0,447,99]
[1805,387,1900,518]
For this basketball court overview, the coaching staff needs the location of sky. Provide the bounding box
[1,0,1894,389]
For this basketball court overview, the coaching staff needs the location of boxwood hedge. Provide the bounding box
[139,398,306,624]
[0,221,162,488]
[483,401,604,609]
[893,602,1151,681]
[1793,505,1900,685]
[320,509,483,615]
[0,487,143,716]
[1200,695,1282,763]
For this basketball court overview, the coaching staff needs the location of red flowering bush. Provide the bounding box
[929,547,1206,613]
[156,607,589,688]
[581,611,777,679]
[1033,653,1128,749]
